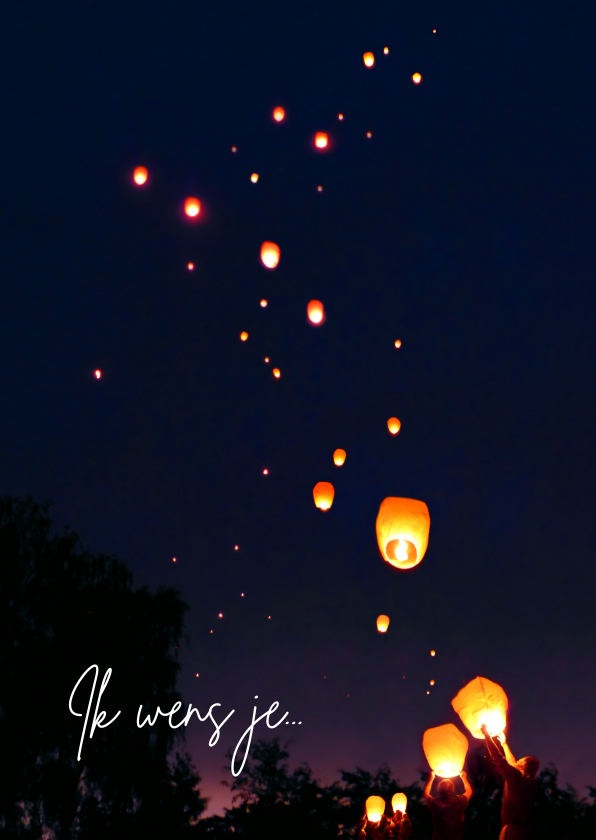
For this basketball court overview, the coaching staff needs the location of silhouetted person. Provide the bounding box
[356,808,391,840]
[423,771,472,840]
[481,724,539,840]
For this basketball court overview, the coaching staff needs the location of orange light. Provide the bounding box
[363,52,375,68]
[273,106,285,122]
[317,185,323,192]
[366,796,385,823]
[433,29,436,33]
[377,614,390,633]
[430,680,435,686]
[133,166,148,186]
[392,793,407,814]
[376,497,431,570]
[184,197,200,217]
[240,331,249,341]
[272,368,281,378]
[412,73,422,84]
[394,339,402,348]
[452,676,508,739]
[314,132,329,149]
[234,545,239,550]
[431,650,436,656]
[260,299,268,308]
[387,417,401,435]
[251,173,259,183]
[338,113,344,120]
[264,357,270,363]
[423,724,469,778]
[307,299,325,325]
[172,557,176,563]
[260,241,281,269]
[333,448,346,466]
[94,370,102,379]
[187,262,195,271]
[231,146,237,152]
[218,612,223,618]
[366,132,372,138]
[384,47,389,55]
[263,469,269,475]
[313,481,335,511]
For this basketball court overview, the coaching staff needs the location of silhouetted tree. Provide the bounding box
[0,496,206,838]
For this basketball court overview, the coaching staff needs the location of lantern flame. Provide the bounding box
[313,482,335,511]
[184,197,201,217]
[133,166,148,185]
[94,370,102,379]
[260,241,281,269]
[363,52,375,67]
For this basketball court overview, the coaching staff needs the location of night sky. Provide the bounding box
[2,0,596,815]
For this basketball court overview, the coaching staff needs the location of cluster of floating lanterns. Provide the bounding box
[364,792,408,825]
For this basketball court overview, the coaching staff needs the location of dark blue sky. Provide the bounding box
[2,0,595,814]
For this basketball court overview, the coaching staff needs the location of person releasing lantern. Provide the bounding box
[451,676,508,739]
[423,724,469,778]
[423,767,472,840]
[313,482,334,511]
[387,417,401,435]
[333,448,346,466]
[376,614,390,633]
[307,300,325,325]
[376,497,430,570]
[260,241,280,269]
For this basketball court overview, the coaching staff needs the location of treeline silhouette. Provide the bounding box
[1,496,594,838]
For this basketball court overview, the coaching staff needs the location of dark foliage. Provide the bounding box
[0,496,206,838]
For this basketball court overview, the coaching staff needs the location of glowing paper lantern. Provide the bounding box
[251,173,259,183]
[333,448,346,466]
[94,370,102,379]
[366,132,372,139]
[384,48,389,55]
[272,368,281,378]
[376,497,431,570]
[363,52,375,67]
[338,113,344,120]
[260,241,280,269]
[184,197,201,217]
[431,650,436,656]
[387,417,401,435]
[391,793,407,814]
[412,73,422,84]
[273,106,285,122]
[307,300,325,325]
[394,340,402,348]
[366,796,385,823]
[187,262,195,271]
[314,132,329,149]
[376,614,390,633]
[423,724,469,778]
[313,482,334,511]
[133,166,148,185]
[451,676,508,739]
[240,332,248,341]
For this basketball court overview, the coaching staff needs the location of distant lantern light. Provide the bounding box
[333,448,346,466]
[218,612,223,618]
[392,793,407,814]
[133,166,148,185]
[260,299,268,307]
[264,357,270,363]
[363,52,375,68]
[394,339,402,348]
[433,29,437,33]
[272,368,281,378]
[387,417,401,435]
[231,146,237,152]
[234,545,239,550]
[251,173,259,183]
[313,481,335,511]
[260,241,281,269]
[430,680,435,686]
[366,796,385,824]
[240,331,249,341]
[317,185,323,192]
[187,262,195,271]
[94,370,102,379]
[384,47,389,55]
[184,197,200,217]
[376,497,431,570]
[314,132,329,149]
[377,614,390,633]
[431,650,436,656]
[452,676,508,740]
[273,106,285,122]
[412,73,422,84]
[263,469,269,475]
[423,724,469,778]
[366,131,372,138]
[172,557,177,563]
[338,113,344,120]
[307,300,325,325]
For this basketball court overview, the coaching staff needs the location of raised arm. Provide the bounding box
[498,732,517,765]
[480,724,505,763]
[460,770,472,800]
[423,770,435,802]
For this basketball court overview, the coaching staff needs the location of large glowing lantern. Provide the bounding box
[451,676,508,739]
[273,107,285,122]
[313,482,334,511]
[133,166,148,185]
[387,417,401,435]
[314,132,329,149]
[333,449,346,466]
[184,197,201,217]
[376,497,430,570]
[412,73,422,84]
[363,52,375,67]
[423,724,469,778]
[376,615,390,633]
[366,796,385,823]
[260,241,280,269]
[391,793,407,814]
[307,300,325,325]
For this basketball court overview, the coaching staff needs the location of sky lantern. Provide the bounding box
[387,417,401,435]
[184,197,200,218]
[338,113,344,120]
[251,173,259,183]
[307,300,325,325]
[391,793,407,814]
[366,796,385,823]
[423,724,469,778]
[451,676,508,739]
[431,650,436,656]
[376,614,390,633]
[260,241,280,269]
[260,299,268,307]
[384,47,389,55]
[133,166,148,186]
[187,262,195,271]
[394,339,402,348]
[240,331,248,341]
[333,448,346,466]
[94,370,102,379]
[363,52,375,67]
[412,73,422,84]
[272,368,281,378]
[376,497,431,570]
[273,106,285,122]
[314,132,328,149]
[313,482,334,511]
